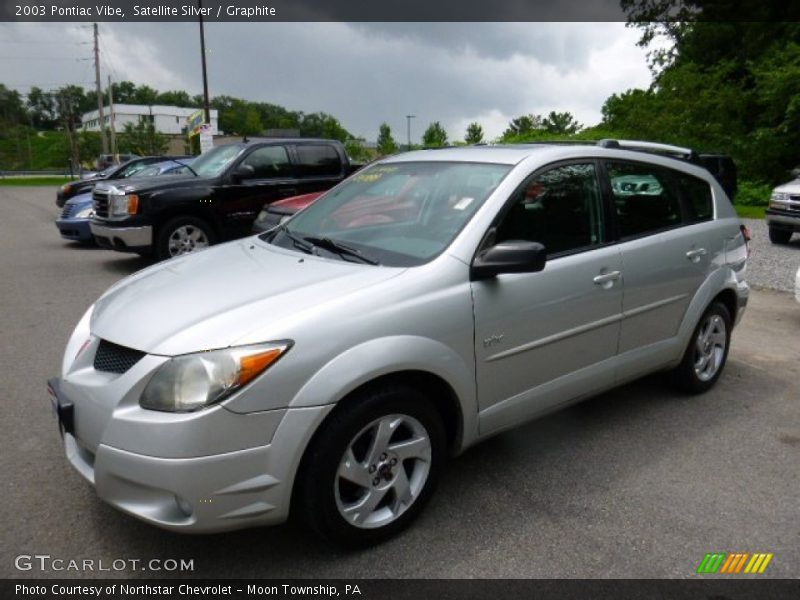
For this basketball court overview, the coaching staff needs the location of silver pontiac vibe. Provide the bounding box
[51,142,749,545]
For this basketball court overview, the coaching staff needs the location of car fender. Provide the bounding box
[670,266,745,367]
[286,335,478,451]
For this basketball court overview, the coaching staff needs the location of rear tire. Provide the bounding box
[297,384,446,547]
[155,216,215,261]
[768,227,792,244]
[670,302,731,394]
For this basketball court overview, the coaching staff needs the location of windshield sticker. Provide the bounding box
[453,197,474,210]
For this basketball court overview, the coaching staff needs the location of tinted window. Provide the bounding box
[679,173,714,222]
[241,146,292,179]
[607,162,682,238]
[495,163,604,256]
[295,144,341,177]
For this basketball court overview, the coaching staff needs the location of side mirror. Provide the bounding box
[232,163,256,181]
[470,241,547,280]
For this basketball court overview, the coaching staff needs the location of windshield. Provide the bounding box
[189,144,244,177]
[265,161,511,267]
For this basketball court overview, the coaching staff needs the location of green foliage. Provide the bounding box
[541,111,582,135]
[121,121,168,155]
[614,6,800,185]
[0,176,74,186]
[502,114,543,138]
[422,121,448,148]
[376,123,398,155]
[465,122,484,144]
[735,180,773,207]
[345,138,371,162]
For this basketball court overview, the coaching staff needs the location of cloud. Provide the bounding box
[0,22,652,142]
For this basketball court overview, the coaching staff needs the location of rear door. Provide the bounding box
[290,143,348,196]
[472,161,624,436]
[604,161,712,362]
[217,144,299,238]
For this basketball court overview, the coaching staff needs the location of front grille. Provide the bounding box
[93,189,110,218]
[789,194,800,201]
[60,204,77,219]
[93,340,146,374]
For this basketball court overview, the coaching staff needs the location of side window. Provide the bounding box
[494,163,604,256]
[678,173,714,222]
[607,162,682,238]
[295,144,341,177]
[240,146,292,179]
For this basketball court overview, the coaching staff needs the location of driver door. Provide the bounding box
[472,161,624,436]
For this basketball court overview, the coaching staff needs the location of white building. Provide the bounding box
[81,104,219,136]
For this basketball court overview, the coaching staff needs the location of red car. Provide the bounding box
[252,192,324,233]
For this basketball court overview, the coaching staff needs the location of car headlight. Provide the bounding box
[279,214,292,225]
[140,342,292,412]
[256,210,268,222]
[74,206,95,219]
[770,191,789,207]
[109,193,139,218]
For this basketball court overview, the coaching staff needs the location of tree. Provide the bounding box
[0,84,27,126]
[376,122,397,155]
[26,86,56,129]
[422,121,448,148]
[542,111,582,135]
[241,108,263,136]
[345,138,370,162]
[464,122,484,144]
[122,120,168,155]
[502,114,543,138]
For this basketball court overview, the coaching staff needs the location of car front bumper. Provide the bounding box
[90,221,152,252]
[50,360,333,533]
[55,217,94,242]
[765,209,800,231]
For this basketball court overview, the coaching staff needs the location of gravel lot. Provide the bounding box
[742,218,800,292]
[1,187,798,580]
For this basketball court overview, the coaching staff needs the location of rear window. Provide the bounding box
[678,173,714,222]
[295,144,341,177]
[607,161,682,238]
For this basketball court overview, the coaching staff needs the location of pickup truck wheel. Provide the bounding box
[156,216,215,260]
[768,227,792,244]
[670,302,731,394]
[297,385,445,547]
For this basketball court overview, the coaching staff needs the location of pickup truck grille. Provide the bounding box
[93,340,146,374]
[92,188,110,218]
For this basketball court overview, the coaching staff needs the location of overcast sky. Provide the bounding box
[0,22,654,142]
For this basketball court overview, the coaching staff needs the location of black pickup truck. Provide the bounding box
[89,139,357,260]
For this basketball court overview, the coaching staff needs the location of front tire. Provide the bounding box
[297,384,446,547]
[155,216,215,261]
[768,227,792,244]
[670,302,731,394]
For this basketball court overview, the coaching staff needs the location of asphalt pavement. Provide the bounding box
[1,187,798,579]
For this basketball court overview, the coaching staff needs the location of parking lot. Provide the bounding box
[1,186,798,579]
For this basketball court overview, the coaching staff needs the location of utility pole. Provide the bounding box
[107,75,117,159]
[406,115,416,151]
[198,0,211,125]
[93,23,108,154]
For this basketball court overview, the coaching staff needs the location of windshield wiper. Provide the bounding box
[168,158,198,177]
[302,236,380,265]
[275,224,314,254]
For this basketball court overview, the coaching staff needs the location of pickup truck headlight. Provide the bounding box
[140,342,291,412]
[109,193,139,218]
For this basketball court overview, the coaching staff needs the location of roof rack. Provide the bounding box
[596,139,699,161]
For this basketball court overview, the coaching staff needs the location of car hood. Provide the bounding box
[65,192,93,207]
[99,173,206,195]
[90,238,404,355]
[774,179,800,194]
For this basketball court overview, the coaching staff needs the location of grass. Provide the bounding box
[0,176,74,186]
[734,204,766,219]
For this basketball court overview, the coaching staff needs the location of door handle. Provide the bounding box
[593,271,621,286]
[686,248,707,262]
